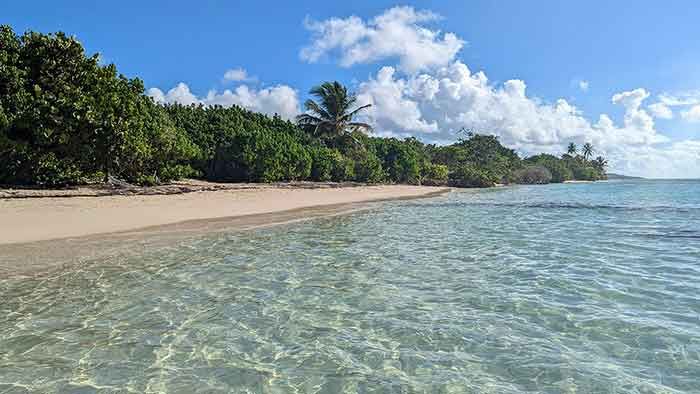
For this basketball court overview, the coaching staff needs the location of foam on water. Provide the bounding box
[1,180,699,393]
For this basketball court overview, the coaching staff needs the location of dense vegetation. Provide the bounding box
[0,26,607,188]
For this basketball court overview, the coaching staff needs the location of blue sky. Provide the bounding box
[4,1,700,177]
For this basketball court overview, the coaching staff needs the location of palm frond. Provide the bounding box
[303,100,332,120]
[296,113,323,125]
[347,122,373,133]
[343,104,372,121]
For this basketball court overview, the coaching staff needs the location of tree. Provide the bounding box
[512,165,552,184]
[582,143,594,161]
[0,25,198,186]
[296,81,372,146]
[592,156,608,173]
[525,153,573,183]
[567,142,578,155]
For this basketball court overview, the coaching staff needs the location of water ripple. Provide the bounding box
[1,180,700,392]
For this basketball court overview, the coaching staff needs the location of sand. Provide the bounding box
[0,185,448,246]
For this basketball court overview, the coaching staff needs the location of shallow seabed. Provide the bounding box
[1,180,699,393]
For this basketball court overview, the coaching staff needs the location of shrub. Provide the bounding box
[332,156,355,182]
[512,165,552,184]
[525,154,572,183]
[371,138,421,184]
[353,151,384,183]
[573,166,600,181]
[422,163,449,182]
[448,164,496,188]
[309,146,335,181]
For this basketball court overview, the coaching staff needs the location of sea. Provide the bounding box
[1,179,699,393]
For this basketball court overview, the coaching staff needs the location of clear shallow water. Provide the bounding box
[1,180,700,393]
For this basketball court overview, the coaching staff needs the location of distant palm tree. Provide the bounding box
[567,142,578,155]
[593,156,607,171]
[296,81,372,144]
[582,143,594,160]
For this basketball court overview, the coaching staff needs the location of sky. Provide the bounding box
[4,1,700,178]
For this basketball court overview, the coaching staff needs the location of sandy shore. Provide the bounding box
[0,184,448,245]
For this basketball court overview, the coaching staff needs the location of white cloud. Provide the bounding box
[648,91,700,122]
[356,67,438,133]
[204,85,300,120]
[658,92,700,107]
[223,67,254,82]
[147,83,199,106]
[351,60,699,176]
[578,80,589,92]
[357,62,665,148]
[301,6,464,73]
[648,102,673,119]
[147,83,300,120]
[608,141,700,178]
[681,105,700,122]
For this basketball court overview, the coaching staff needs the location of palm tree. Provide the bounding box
[567,142,577,155]
[296,81,372,144]
[582,143,594,161]
[593,156,608,171]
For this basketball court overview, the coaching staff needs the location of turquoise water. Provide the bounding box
[1,180,699,393]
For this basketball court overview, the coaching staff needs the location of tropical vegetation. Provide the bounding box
[0,26,607,188]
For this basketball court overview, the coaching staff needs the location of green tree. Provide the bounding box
[525,153,572,183]
[0,25,197,186]
[449,164,496,188]
[296,81,372,146]
[567,142,578,155]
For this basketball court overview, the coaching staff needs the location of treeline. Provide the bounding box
[0,26,606,187]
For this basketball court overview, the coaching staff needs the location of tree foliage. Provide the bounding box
[0,25,196,185]
[512,165,553,184]
[296,81,372,146]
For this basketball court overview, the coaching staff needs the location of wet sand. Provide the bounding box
[0,185,449,276]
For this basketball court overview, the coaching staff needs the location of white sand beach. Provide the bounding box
[0,184,449,245]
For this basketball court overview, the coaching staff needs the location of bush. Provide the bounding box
[353,150,384,183]
[512,165,552,184]
[448,164,496,188]
[422,163,449,183]
[525,154,572,183]
[240,131,312,182]
[332,156,355,182]
[573,166,600,181]
[371,138,421,184]
[309,146,335,181]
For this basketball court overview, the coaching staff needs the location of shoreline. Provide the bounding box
[0,185,449,277]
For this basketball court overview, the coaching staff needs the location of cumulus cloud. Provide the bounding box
[223,67,254,82]
[648,102,673,119]
[147,83,300,120]
[348,60,700,176]
[147,83,199,106]
[647,91,700,122]
[608,141,700,178]
[300,6,464,73]
[356,62,665,148]
[681,105,700,122]
[657,92,700,107]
